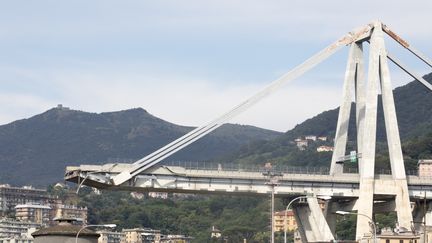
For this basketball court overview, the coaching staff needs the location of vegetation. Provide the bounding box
[0,108,280,186]
[4,74,432,241]
[77,189,289,243]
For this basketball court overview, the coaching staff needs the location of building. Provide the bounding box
[56,104,70,110]
[98,229,191,243]
[317,146,334,152]
[305,135,317,141]
[274,210,297,232]
[418,159,432,177]
[160,235,192,243]
[295,140,308,150]
[123,228,161,243]
[98,230,124,243]
[317,136,327,141]
[0,218,41,239]
[210,226,221,238]
[0,234,35,243]
[31,218,99,243]
[15,204,51,225]
[52,204,88,223]
[377,227,420,243]
[0,185,51,217]
[130,192,144,200]
[148,192,168,199]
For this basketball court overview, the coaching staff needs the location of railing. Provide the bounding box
[164,161,333,175]
[163,161,421,176]
[97,159,420,177]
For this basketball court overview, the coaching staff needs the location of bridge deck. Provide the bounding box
[65,163,432,199]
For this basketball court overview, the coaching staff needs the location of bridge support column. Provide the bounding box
[356,179,375,240]
[323,200,337,236]
[330,42,364,175]
[356,21,413,240]
[413,201,432,229]
[293,197,334,243]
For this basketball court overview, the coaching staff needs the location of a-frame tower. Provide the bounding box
[330,21,413,240]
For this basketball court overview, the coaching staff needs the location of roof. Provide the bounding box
[32,224,100,238]
[378,234,420,239]
[274,210,294,216]
[15,204,51,210]
[122,228,160,233]
[418,159,432,165]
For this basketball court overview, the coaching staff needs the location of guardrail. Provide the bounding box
[163,161,420,176]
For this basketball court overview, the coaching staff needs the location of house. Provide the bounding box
[418,159,432,177]
[210,226,221,238]
[296,140,308,150]
[317,146,334,152]
[274,210,297,232]
[376,227,420,243]
[305,135,317,141]
[15,204,51,225]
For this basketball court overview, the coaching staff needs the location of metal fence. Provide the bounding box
[163,161,420,176]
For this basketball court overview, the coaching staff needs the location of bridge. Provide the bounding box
[65,21,432,242]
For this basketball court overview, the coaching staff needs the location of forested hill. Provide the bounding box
[283,72,432,141]
[0,107,281,186]
[227,73,432,168]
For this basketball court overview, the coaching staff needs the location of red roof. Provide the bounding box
[274,210,294,216]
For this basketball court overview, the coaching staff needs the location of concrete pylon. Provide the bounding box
[355,21,413,240]
[330,42,365,175]
[293,197,334,242]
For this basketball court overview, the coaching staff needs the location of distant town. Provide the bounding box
[293,135,334,152]
[0,183,194,243]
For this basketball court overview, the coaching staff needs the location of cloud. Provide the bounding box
[0,64,346,132]
[0,92,54,124]
[0,0,430,131]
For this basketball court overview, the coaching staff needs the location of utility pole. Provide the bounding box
[263,163,282,243]
[424,191,427,243]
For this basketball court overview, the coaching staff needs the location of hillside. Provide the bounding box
[0,107,281,186]
[227,73,432,168]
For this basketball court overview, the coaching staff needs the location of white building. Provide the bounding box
[0,185,50,216]
[0,218,40,239]
[296,140,308,150]
[316,146,334,152]
[210,226,221,238]
[305,135,317,141]
[148,192,168,199]
[418,159,432,177]
[15,204,51,225]
[98,230,124,243]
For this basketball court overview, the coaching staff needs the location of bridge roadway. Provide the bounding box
[65,163,432,200]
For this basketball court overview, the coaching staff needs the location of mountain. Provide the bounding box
[0,107,281,186]
[227,73,432,168]
[2,73,431,186]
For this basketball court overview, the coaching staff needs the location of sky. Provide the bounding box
[0,1,431,132]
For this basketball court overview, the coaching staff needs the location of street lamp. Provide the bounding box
[284,195,331,243]
[335,211,376,243]
[75,224,116,243]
